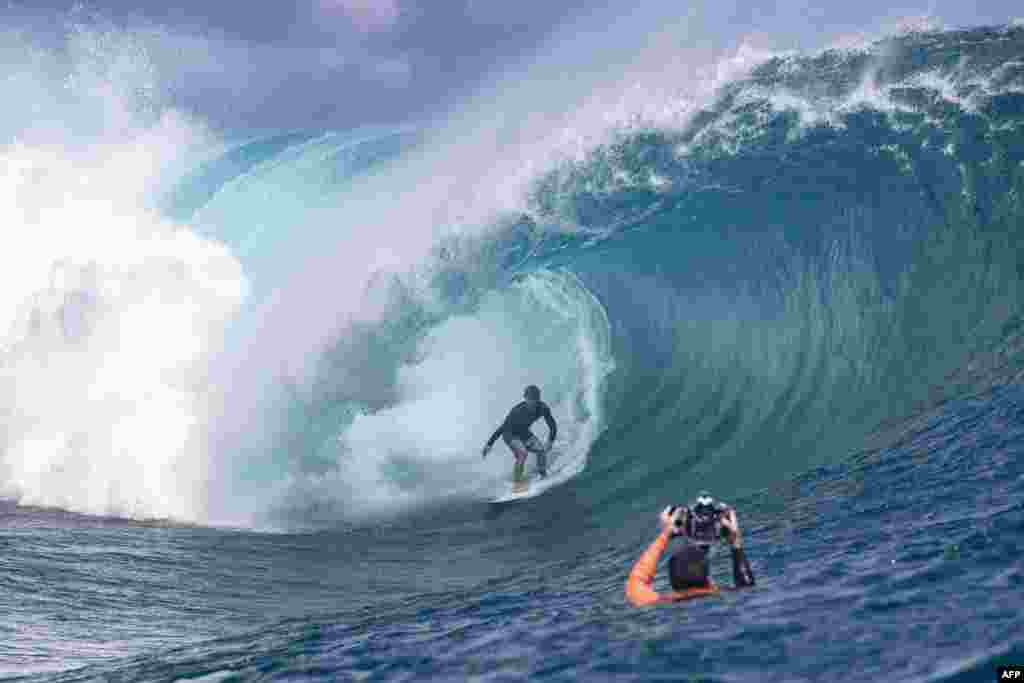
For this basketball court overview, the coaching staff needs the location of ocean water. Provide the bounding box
[3,20,1024,683]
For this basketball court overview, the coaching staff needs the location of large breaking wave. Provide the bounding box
[2,17,1023,528]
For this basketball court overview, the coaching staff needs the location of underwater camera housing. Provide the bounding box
[684,495,732,547]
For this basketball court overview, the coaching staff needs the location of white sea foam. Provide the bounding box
[0,25,245,521]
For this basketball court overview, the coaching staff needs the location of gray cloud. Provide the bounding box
[2,0,1023,133]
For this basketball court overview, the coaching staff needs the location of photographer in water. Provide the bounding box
[626,492,755,606]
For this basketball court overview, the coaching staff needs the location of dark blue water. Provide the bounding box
[4,23,1024,683]
[5,386,1024,681]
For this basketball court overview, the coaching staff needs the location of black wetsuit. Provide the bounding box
[486,400,557,449]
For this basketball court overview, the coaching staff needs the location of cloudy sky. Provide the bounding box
[3,0,1021,132]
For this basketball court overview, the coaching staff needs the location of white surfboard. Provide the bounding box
[488,448,581,503]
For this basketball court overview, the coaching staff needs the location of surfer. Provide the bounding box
[626,500,755,607]
[481,385,557,481]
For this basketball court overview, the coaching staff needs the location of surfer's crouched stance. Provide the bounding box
[482,385,557,480]
[626,500,755,606]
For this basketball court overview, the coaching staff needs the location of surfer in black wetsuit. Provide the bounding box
[482,385,557,481]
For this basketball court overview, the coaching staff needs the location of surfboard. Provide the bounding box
[489,448,576,503]
[491,479,537,504]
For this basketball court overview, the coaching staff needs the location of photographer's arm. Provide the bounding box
[626,508,688,606]
[729,542,755,588]
[721,509,756,588]
[626,527,672,607]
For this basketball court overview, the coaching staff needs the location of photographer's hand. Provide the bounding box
[660,506,686,537]
[720,508,743,548]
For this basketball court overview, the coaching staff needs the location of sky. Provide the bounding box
[2,0,1021,132]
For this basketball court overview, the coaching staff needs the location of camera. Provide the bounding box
[682,494,731,547]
